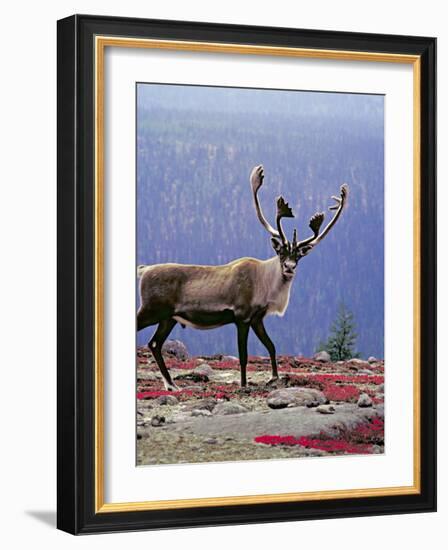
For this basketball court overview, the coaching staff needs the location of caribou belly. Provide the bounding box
[173,309,235,330]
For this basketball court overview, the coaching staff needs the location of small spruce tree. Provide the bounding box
[318,303,360,361]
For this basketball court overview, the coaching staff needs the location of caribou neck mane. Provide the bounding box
[257,256,294,317]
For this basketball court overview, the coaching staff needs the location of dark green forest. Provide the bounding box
[136,84,384,358]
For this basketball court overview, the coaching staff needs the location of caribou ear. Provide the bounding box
[271,236,283,253]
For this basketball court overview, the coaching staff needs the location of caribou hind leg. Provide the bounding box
[148,318,178,391]
[251,317,279,384]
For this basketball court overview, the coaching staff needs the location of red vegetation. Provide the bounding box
[254,435,372,454]
[323,384,360,402]
[254,416,384,454]
[343,416,384,445]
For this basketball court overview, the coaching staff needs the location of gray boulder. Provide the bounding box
[213,402,249,415]
[267,387,326,409]
[313,350,331,363]
[368,356,378,363]
[162,339,189,360]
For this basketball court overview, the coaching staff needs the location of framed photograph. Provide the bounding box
[57,14,436,534]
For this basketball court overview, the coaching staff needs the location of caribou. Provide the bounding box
[137,165,348,390]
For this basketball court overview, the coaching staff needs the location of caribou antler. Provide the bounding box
[250,165,296,245]
[276,196,294,244]
[297,184,348,251]
[250,165,280,238]
[250,165,347,254]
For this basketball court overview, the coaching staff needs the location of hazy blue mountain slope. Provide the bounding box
[136,85,384,358]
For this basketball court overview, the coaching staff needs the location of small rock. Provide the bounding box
[357,393,373,408]
[372,445,383,454]
[191,409,212,417]
[313,350,331,363]
[162,339,189,360]
[267,387,326,409]
[359,369,374,375]
[155,394,179,406]
[183,398,217,412]
[204,437,218,444]
[213,402,249,415]
[316,404,336,414]
[305,400,320,408]
[368,356,378,363]
[174,372,209,383]
[193,363,215,378]
[348,358,370,368]
[150,415,165,427]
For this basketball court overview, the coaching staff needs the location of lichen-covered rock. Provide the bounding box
[267,387,326,409]
[357,393,373,408]
[368,356,378,364]
[313,351,331,363]
[213,402,249,415]
[162,339,189,360]
[155,394,179,406]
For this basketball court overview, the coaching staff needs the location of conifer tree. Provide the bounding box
[318,303,360,361]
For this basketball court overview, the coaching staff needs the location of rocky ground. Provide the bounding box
[137,342,385,465]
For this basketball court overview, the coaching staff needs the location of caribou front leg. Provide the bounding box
[236,321,250,387]
[148,318,178,391]
[251,317,279,384]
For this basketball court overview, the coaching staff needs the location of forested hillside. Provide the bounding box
[136,84,384,358]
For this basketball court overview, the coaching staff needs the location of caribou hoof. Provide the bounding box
[267,376,280,386]
[164,382,179,392]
